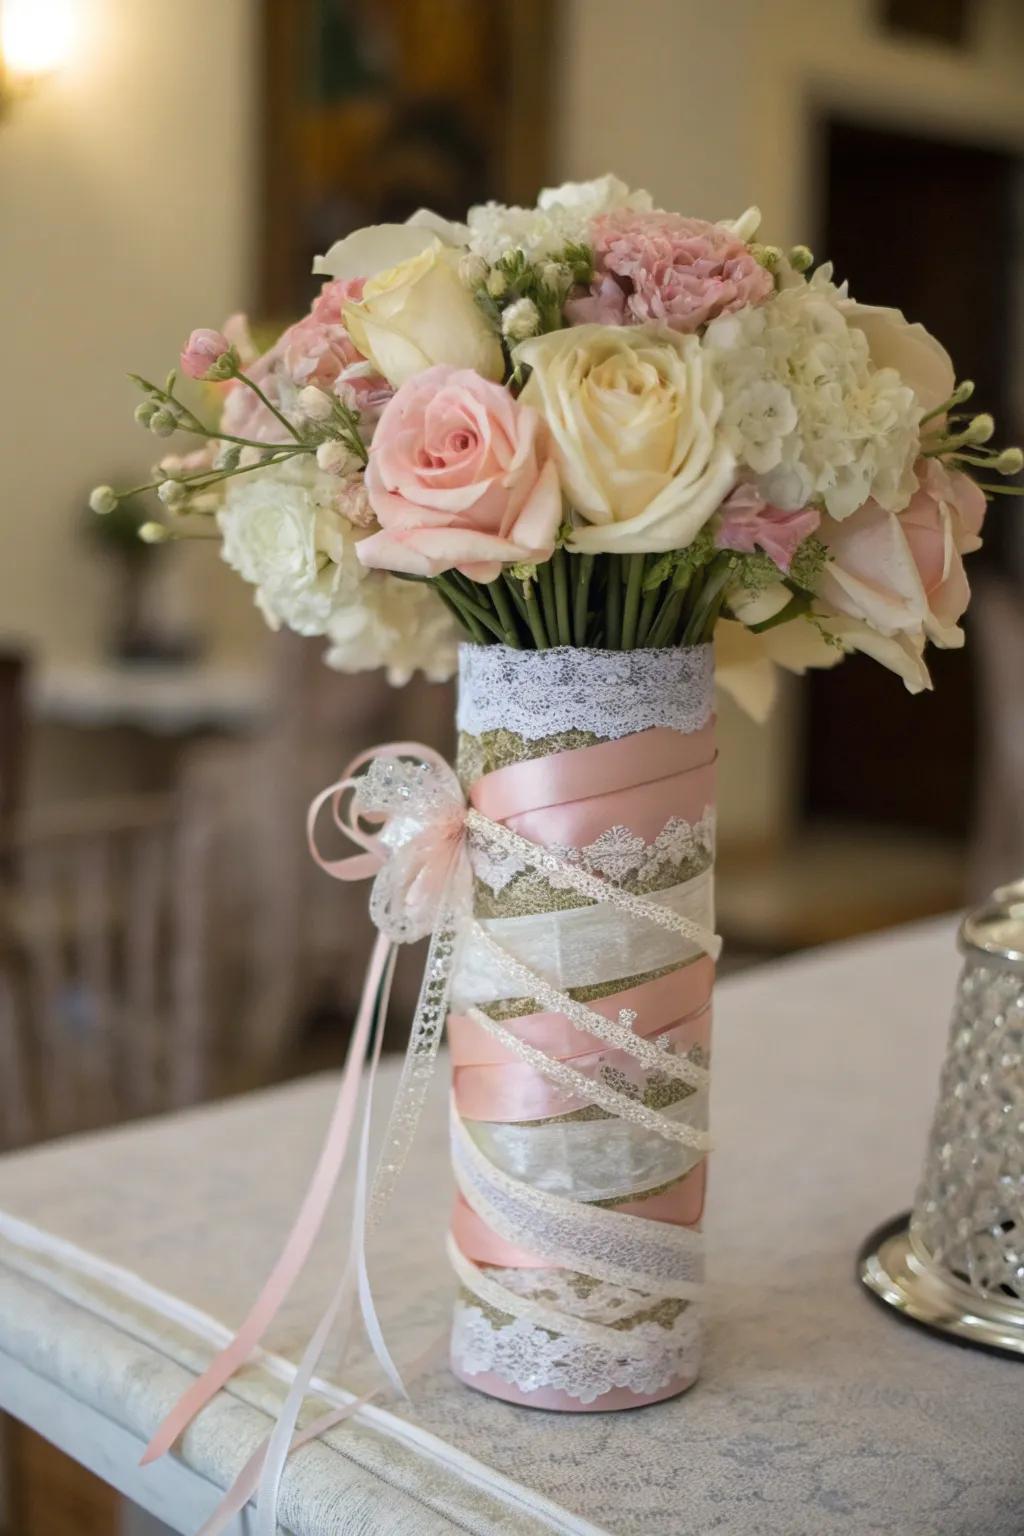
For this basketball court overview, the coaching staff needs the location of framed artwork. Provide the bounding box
[259,0,558,317]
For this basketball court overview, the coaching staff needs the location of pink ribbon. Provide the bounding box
[142,741,456,1476]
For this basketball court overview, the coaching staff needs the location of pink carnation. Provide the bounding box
[568,211,773,333]
[220,279,390,443]
[715,484,820,572]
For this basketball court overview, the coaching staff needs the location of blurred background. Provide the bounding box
[0,0,1023,1523]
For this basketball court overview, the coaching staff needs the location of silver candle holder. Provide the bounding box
[860,889,1024,1355]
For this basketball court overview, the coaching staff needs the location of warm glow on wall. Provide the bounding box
[1,0,77,93]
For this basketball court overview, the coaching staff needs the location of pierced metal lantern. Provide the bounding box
[861,890,1024,1356]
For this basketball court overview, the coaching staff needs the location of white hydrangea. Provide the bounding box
[705,277,921,520]
[467,175,652,264]
[217,458,365,637]
[324,573,459,687]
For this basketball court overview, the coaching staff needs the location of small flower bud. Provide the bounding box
[149,409,178,438]
[540,261,568,292]
[89,485,118,515]
[139,521,171,544]
[215,444,241,471]
[458,253,489,289]
[158,478,188,507]
[298,385,334,423]
[964,413,994,445]
[180,328,234,381]
[952,380,975,406]
[486,268,509,299]
[316,438,358,476]
[501,297,540,342]
[994,446,1023,476]
[788,245,814,272]
[134,399,159,428]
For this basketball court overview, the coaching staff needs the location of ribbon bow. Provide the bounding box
[307,742,472,944]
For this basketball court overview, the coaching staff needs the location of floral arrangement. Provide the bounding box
[91,174,1020,710]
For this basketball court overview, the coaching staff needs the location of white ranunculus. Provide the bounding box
[705,281,921,519]
[342,240,504,388]
[537,174,654,218]
[218,460,364,637]
[324,572,458,686]
[313,223,438,282]
[517,324,736,555]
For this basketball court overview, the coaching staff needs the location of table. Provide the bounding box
[30,662,270,735]
[0,919,1021,1535]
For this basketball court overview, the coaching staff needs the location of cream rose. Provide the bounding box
[517,324,736,555]
[342,240,504,389]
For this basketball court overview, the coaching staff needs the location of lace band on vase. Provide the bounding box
[449,644,716,1410]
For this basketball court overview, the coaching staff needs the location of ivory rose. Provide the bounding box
[517,324,736,555]
[342,240,504,389]
[358,365,562,583]
[899,458,986,645]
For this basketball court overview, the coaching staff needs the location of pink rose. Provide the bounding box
[567,210,774,333]
[817,501,927,637]
[358,365,563,582]
[715,484,820,572]
[180,328,232,380]
[898,458,986,644]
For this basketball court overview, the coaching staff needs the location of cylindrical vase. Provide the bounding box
[446,644,716,1410]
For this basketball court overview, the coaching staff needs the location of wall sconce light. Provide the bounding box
[0,0,77,118]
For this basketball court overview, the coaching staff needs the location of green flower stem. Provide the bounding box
[501,572,531,626]
[487,578,522,648]
[572,553,594,646]
[552,550,572,646]
[513,575,549,649]
[436,576,507,642]
[646,587,686,649]
[606,555,623,648]
[682,556,735,646]
[636,568,664,646]
[973,481,1024,495]
[620,553,646,650]
[537,558,560,646]
[233,370,305,444]
[433,578,487,644]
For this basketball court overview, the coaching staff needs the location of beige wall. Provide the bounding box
[556,0,1024,846]
[3,0,1024,836]
[0,0,264,667]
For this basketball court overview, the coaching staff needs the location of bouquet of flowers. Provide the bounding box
[92,173,1018,707]
[104,177,1020,1527]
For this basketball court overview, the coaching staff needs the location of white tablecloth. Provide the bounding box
[1,918,1021,1535]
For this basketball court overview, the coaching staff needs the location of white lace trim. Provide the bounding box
[471,809,716,896]
[457,644,714,742]
[451,1300,701,1405]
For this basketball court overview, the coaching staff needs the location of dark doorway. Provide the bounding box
[804,116,1021,838]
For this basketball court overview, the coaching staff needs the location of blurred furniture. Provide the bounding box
[1,918,1022,1534]
[0,649,28,876]
[30,661,271,736]
[970,578,1024,898]
[0,740,317,1152]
